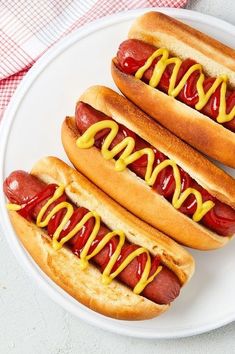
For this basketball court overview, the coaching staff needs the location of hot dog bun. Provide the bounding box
[111,11,235,168]
[62,85,235,250]
[7,156,194,320]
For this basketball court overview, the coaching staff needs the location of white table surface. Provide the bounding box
[1,1,235,353]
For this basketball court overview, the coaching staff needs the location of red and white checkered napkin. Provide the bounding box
[0,0,188,120]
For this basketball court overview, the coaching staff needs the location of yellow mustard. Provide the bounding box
[135,48,234,124]
[76,120,215,221]
[7,184,162,295]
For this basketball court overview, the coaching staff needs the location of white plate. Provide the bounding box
[0,8,235,339]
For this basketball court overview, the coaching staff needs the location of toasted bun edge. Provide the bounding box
[62,114,231,250]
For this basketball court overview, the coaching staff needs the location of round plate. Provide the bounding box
[0,8,235,339]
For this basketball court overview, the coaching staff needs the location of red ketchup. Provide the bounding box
[117,126,235,236]
[75,102,235,236]
[116,39,235,132]
[4,176,178,304]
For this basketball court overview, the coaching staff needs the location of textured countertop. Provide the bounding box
[1,1,235,353]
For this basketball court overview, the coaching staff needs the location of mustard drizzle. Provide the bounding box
[7,185,162,295]
[76,120,215,221]
[134,48,234,124]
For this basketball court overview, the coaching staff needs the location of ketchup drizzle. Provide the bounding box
[17,184,160,288]
[118,41,235,132]
[75,101,235,236]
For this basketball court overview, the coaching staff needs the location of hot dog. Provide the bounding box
[3,157,194,320]
[111,11,235,168]
[62,85,235,250]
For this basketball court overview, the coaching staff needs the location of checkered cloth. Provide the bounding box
[0,0,188,120]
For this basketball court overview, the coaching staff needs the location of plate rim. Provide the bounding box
[0,7,235,339]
